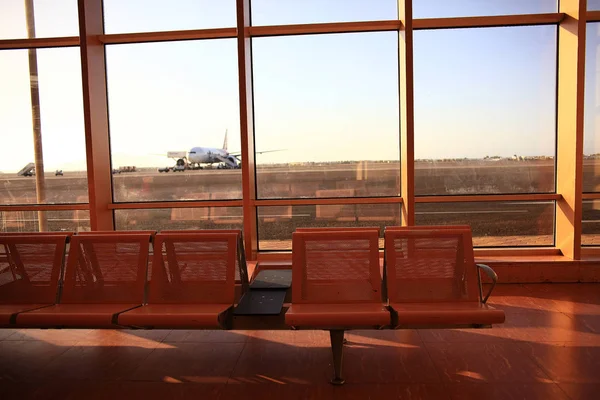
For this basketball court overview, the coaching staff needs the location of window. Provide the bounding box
[251,0,396,26]
[0,210,90,233]
[590,0,600,11]
[584,22,600,193]
[258,203,401,250]
[416,201,555,246]
[253,32,400,199]
[0,0,79,40]
[0,47,87,205]
[414,26,557,196]
[103,0,237,34]
[105,39,241,202]
[413,0,557,19]
[115,207,243,231]
[582,200,600,246]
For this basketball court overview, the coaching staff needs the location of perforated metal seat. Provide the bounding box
[159,229,249,287]
[0,234,71,327]
[286,229,389,328]
[384,226,505,327]
[286,229,390,385]
[118,232,239,329]
[16,233,151,328]
[285,303,389,327]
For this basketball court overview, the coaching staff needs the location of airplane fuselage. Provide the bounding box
[187,147,240,168]
[187,147,226,164]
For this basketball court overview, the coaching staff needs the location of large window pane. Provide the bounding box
[115,207,243,231]
[0,48,88,205]
[582,200,600,246]
[106,39,240,202]
[414,26,557,196]
[416,201,555,247]
[0,210,90,233]
[584,23,600,193]
[103,0,237,34]
[251,0,396,26]
[258,203,401,250]
[414,0,557,19]
[253,32,400,199]
[590,1,600,11]
[0,0,79,40]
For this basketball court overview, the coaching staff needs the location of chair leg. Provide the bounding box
[329,329,345,385]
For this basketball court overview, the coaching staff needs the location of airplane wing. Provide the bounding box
[229,149,285,157]
[149,152,188,158]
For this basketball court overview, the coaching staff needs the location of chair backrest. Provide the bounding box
[159,230,242,234]
[384,226,479,303]
[159,229,248,287]
[0,234,70,304]
[292,230,381,304]
[385,225,472,232]
[148,232,238,304]
[0,232,74,236]
[76,230,157,235]
[296,227,380,234]
[61,233,151,304]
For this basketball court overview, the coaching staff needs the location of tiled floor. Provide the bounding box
[0,283,599,399]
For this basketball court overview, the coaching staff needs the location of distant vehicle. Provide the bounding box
[158,166,171,173]
[55,170,63,176]
[17,162,35,177]
[118,166,137,173]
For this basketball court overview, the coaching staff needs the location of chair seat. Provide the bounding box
[391,302,506,326]
[285,303,391,328]
[118,304,233,328]
[15,303,141,328]
[0,304,52,326]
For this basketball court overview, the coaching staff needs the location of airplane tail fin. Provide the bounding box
[222,129,228,151]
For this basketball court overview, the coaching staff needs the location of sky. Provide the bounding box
[2,0,597,173]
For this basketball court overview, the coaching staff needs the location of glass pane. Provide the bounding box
[258,203,401,250]
[105,39,240,202]
[584,23,600,193]
[0,0,79,40]
[251,0,396,26]
[582,200,600,246]
[115,207,243,230]
[0,48,88,205]
[0,210,90,233]
[590,0,600,11]
[414,0,557,19]
[415,201,555,247]
[254,32,400,199]
[103,0,237,34]
[414,26,556,196]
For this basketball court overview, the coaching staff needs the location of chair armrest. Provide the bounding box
[476,263,497,304]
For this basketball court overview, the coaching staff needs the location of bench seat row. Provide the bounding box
[0,230,248,329]
[0,226,505,384]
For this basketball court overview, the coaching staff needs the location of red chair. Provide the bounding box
[159,229,249,289]
[118,232,239,328]
[16,233,151,328]
[384,226,505,327]
[0,234,71,326]
[285,229,390,384]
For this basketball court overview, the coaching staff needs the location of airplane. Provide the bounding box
[158,130,282,172]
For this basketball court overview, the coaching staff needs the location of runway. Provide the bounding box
[2,160,600,246]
